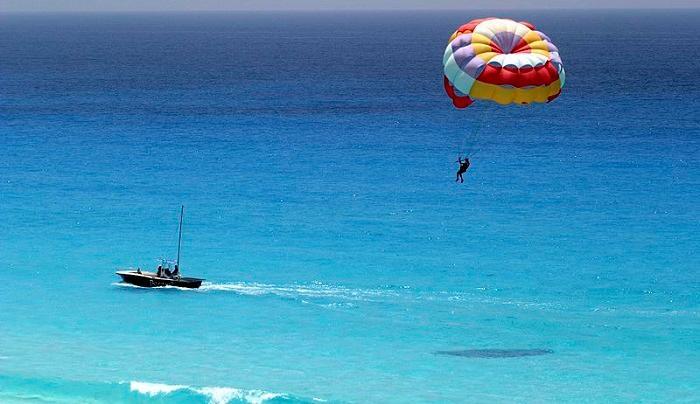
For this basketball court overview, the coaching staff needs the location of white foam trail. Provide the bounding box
[113,282,143,289]
[115,279,398,305]
[115,279,392,302]
[117,279,558,313]
[198,281,397,302]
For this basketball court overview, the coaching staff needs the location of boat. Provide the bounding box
[116,268,203,289]
[116,206,204,289]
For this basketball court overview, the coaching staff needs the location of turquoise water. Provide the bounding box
[1,10,699,403]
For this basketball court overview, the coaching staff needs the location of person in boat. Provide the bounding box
[164,267,173,278]
[456,156,471,183]
[156,264,164,277]
[172,264,180,277]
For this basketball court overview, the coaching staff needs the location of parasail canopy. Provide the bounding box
[443,18,565,108]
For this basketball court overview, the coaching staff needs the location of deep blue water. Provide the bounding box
[0,10,699,403]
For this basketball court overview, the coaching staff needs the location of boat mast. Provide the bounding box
[176,205,184,268]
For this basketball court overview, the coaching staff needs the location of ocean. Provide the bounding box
[0,9,698,403]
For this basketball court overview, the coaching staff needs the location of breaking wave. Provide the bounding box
[128,381,299,403]
[0,374,322,403]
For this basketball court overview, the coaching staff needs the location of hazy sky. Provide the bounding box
[2,0,698,12]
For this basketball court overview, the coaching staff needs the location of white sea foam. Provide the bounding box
[113,282,143,289]
[129,381,285,403]
[197,387,282,404]
[130,381,187,395]
[196,387,242,404]
[198,281,397,302]
[116,278,558,313]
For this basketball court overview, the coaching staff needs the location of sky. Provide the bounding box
[1,0,698,12]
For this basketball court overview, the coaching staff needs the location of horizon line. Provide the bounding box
[2,6,699,13]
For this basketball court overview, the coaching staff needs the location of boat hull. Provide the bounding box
[116,271,203,289]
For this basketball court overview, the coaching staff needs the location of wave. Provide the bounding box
[128,381,295,404]
[0,374,320,403]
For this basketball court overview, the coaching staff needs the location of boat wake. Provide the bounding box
[204,282,557,309]
[113,280,560,311]
[199,281,398,301]
[115,279,399,300]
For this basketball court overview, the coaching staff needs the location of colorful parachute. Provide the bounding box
[443,18,565,108]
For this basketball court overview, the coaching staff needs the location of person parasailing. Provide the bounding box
[442,17,565,181]
[455,156,470,183]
